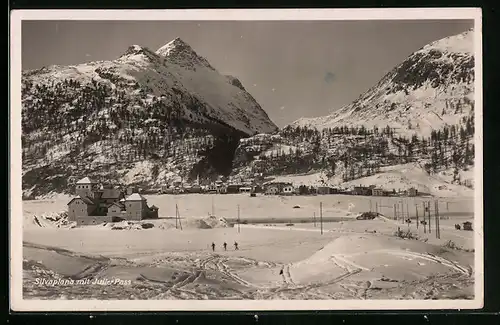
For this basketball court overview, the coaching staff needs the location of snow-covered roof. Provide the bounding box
[125,193,146,201]
[76,177,95,184]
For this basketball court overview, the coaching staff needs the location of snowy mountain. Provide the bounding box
[23,38,277,136]
[21,38,278,198]
[291,29,475,137]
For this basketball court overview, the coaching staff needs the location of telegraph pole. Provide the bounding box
[416,205,419,229]
[320,202,323,235]
[177,204,183,230]
[175,203,178,229]
[237,204,240,233]
[435,201,440,239]
[427,202,432,234]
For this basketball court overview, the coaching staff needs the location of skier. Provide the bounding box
[234,241,239,250]
[223,242,227,251]
[211,242,215,252]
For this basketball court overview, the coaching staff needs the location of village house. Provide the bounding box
[316,186,338,195]
[206,184,218,193]
[352,186,372,196]
[282,185,294,195]
[67,177,159,226]
[462,221,473,231]
[239,186,252,194]
[371,188,388,196]
[184,185,202,193]
[217,185,228,194]
[407,187,418,197]
[265,185,279,195]
[226,184,242,194]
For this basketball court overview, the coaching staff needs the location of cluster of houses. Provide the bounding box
[160,178,419,198]
[67,177,159,226]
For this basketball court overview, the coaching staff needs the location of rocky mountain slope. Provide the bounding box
[21,38,278,198]
[291,29,475,138]
[231,30,476,193]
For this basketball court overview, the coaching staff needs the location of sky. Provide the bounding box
[22,20,473,127]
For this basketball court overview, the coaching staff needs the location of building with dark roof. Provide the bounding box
[67,177,159,226]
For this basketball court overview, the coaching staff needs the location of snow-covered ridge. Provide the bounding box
[22,38,278,136]
[418,28,473,55]
[290,29,475,138]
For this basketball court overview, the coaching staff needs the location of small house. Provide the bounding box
[185,185,202,193]
[407,187,418,197]
[207,184,218,193]
[148,205,159,219]
[217,185,227,194]
[124,193,149,221]
[317,186,331,195]
[352,186,372,196]
[107,202,126,221]
[239,187,252,194]
[226,184,242,194]
[372,188,387,196]
[265,186,279,195]
[463,221,473,231]
[282,185,294,195]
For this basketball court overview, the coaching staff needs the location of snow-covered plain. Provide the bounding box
[22,192,475,300]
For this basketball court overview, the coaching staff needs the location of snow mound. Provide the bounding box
[30,211,76,229]
[198,216,230,229]
[289,234,472,285]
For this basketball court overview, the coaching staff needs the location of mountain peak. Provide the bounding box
[419,29,473,56]
[156,37,193,57]
[156,37,215,70]
[121,44,145,56]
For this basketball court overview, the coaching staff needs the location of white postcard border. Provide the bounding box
[10,8,483,311]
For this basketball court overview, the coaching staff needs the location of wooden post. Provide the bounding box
[435,201,440,239]
[406,202,410,222]
[320,202,323,235]
[369,200,372,212]
[416,205,419,229]
[175,203,178,229]
[434,201,438,239]
[313,212,316,227]
[211,197,215,216]
[393,204,397,220]
[375,202,378,214]
[237,204,240,233]
[427,202,431,234]
[177,204,183,230]
[422,202,427,234]
[400,202,404,224]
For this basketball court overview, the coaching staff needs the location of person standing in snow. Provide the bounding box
[211,242,215,252]
[223,242,227,251]
[234,241,239,250]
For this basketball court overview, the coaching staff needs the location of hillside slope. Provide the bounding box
[21,38,278,198]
